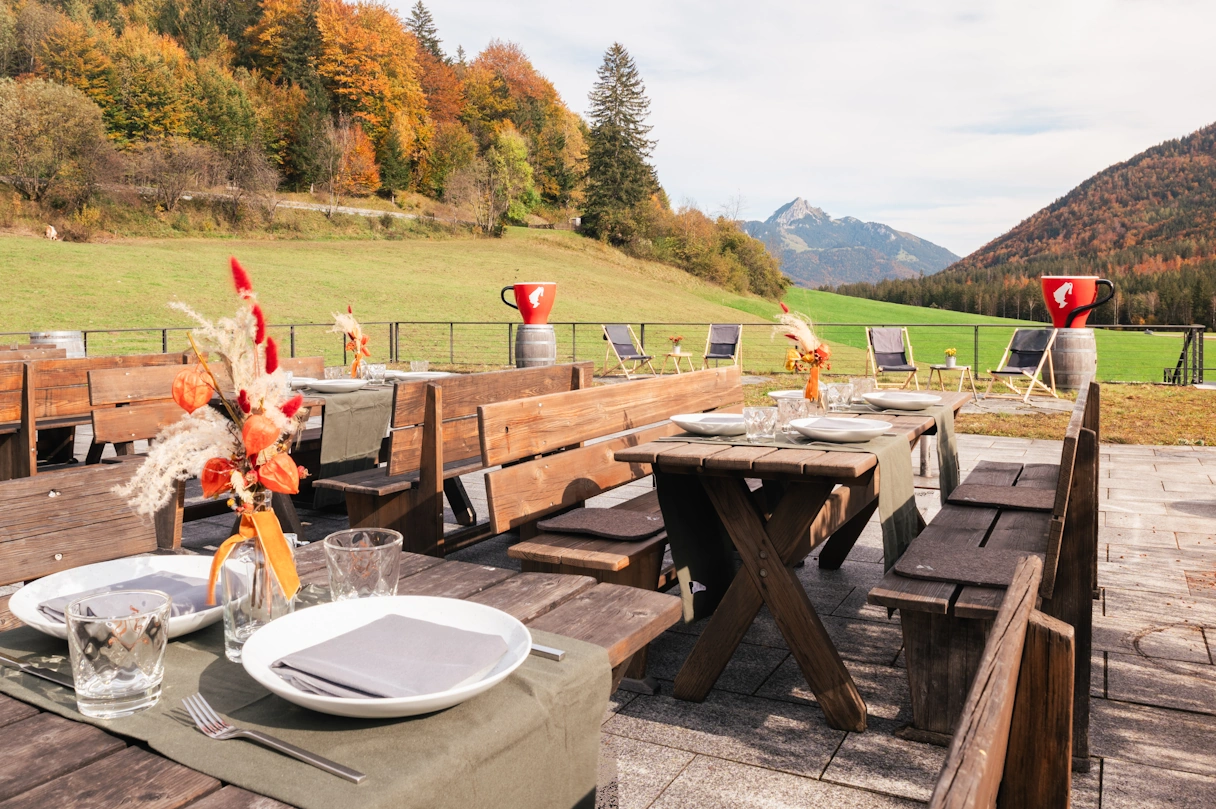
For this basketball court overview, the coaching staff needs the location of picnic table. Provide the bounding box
[0,546,681,809]
[615,391,971,732]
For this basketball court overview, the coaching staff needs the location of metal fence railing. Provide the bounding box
[2,321,1206,385]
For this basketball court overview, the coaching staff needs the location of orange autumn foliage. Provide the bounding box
[337,123,380,196]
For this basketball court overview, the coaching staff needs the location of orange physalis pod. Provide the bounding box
[172,367,214,414]
[201,457,236,498]
[242,414,279,457]
[258,452,301,494]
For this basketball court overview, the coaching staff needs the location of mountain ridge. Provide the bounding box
[744,199,961,288]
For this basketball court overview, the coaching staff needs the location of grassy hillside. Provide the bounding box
[0,228,1187,381]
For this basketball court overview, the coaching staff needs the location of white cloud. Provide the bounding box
[403,0,1216,255]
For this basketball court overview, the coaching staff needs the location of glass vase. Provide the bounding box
[220,496,295,662]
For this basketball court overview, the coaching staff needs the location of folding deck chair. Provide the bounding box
[702,324,742,369]
[602,324,657,379]
[986,328,1058,403]
[866,327,920,389]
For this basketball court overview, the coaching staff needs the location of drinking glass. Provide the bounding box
[409,360,429,373]
[365,363,387,384]
[323,529,404,600]
[743,406,778,442]
[777,396,811,433]
[850,377,876,400]
[282,371,294,393]
[66,590,172,718]
[324,365,347,380]
[829,383,854,412]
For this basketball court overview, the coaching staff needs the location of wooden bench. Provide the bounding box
[314,363,593,556]
[0,461,184,632]
[0,353,188,479]
[928,555,1074,809]
[870,379,1098,768]
[0,347,67,361]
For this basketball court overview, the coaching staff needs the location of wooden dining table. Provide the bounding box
[0,546,681,808]
[615,391,971,732]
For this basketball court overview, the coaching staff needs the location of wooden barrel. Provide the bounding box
[514,324,556,368]
[1051,328,1097,391]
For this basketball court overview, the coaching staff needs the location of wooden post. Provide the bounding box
[406,384,445,556]
[16,363,35,478]
[998,610,1074,809]
[155,479,185,550]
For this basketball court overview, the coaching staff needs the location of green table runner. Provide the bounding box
[654,430,920,620]
[0,612,607,809]
[834,403,960,500]
[313,387,394,507]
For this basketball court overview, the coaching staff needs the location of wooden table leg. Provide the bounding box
[818,499,878,570]
[444,477,477,527]
[672,566,766,701]
[694,476,867,731]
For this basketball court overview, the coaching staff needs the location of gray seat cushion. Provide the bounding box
[538,508,665,541]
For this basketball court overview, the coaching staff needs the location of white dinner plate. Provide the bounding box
[8,556,223,640]
[305,379,369,393]
[670,413,747,436]
[384,371,454,381]
[241,596,531,718]
[290,377,317,390]
[766,389,808,401]
[862,391,942,411]
[790,417,891,443]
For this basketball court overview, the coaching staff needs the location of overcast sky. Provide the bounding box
[406,0,1216,256]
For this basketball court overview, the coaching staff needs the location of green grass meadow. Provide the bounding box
[0,228,1190,382]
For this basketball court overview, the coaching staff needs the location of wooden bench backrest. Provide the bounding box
[1042,379,1098,596]
[481,367,743,533]
[930,555,1073,809]
[0,348,67,361]
[88,356,326,445]
[386,363,593,477]
[0,463,163,587]
[0,353,187,424]
[479,366,743,468]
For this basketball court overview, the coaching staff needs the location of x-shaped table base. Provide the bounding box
[666,474,868,732]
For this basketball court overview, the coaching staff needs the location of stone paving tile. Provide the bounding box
[648,755,922,809]
[605,690,639,724]
[645,632,788,696]
[1091,698,1216,776]
[1101,757,1216,808]
[821,615,905,666]
[1094,611,1211,664]
[597,733,694,809]
[1101,528,1180,550]
[1106,511,1216,533]
[1105,651,1216,716]
[1099,553,1194,594]
[1178,532,1216,549]
[755,658,911,722]
[1071,759,1102,809]
[821,717,945,802]
[1103,500,1170,516]
[1169,499,1216,519]
[604,690,846,779]
[831,586,901,624]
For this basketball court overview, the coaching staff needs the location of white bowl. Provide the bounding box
[790,417,891,443]
[8,556,223,641]
[241,596,531,718]
[385,371,454,382]
[862,391,942,411]
[670,413,746,436]
[306,379,370,393]
[766,390,808,401]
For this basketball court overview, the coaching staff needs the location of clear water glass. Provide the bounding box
[743,406,778,442]
[282,370,294,393]
[777,397,811,433]
[850,377,876,399]
[221,538,296,662]
[324,365,347,380]
[827,383,854,411]
[366,363,387,384]
[409,360,429,373]
[66,590,171,718]
[323,529,404,600]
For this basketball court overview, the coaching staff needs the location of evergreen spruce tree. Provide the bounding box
[582,43,657,244]
[406,2,442,60]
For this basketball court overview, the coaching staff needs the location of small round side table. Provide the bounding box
[928,364,978,398]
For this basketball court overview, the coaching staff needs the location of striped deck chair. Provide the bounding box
[602,324,657,379]
[866,327,920,389]
[986,328,1058,403]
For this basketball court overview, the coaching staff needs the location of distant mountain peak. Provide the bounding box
[746,199,960,289]
[768,198,830,227]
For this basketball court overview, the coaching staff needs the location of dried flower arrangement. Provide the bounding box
[116,257,305,603]
[331,306,370,378]
[668,335,685,348]
[775,302,831,399]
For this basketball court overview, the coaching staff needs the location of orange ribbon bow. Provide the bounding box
[206,509,301,606]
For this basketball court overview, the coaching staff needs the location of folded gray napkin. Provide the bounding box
[271,614,510,699]
[38,572,214,623]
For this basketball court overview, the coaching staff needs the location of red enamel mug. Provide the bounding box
[1040,276,1114,328]
[500,282,556,325]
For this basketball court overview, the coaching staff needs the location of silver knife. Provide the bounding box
[0,653,75,690]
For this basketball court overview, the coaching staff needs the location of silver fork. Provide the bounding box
[182,693,366,784]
